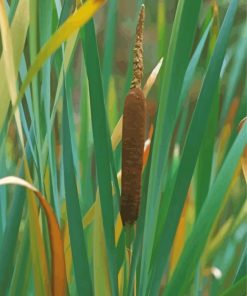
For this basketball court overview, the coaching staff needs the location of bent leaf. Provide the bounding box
[0,176,67,296]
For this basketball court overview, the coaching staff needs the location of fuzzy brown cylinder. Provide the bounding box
[120,87,146,225]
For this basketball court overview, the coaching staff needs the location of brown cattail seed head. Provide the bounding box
[121,5,146,225]
[120,88,146,225]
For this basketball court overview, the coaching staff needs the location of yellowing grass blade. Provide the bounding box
[27,190,51,296]
[118,265,125,296]
[63,218,73,285]
[107,76,119,132]
[17,0,106,104]
[143,125,154,168]
[111,117,123,151]
[115,213,123,245]
[169,191,190,275]
[205,217,233,261]
[241,146,247,182]
[93,193,112,296]
[0,0,25,145]
[0,176,67,296]
[83,203,96,228]
[217,98,240,169]
[0,0,30,130]
[143,57,163,97]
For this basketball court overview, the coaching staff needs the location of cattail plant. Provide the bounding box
[120,5,146,225]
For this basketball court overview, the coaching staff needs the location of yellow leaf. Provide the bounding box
[93,193,111,295]
[115,213,123,245]
[0,0,25,146]
[83,202,96,229]
[111,117,123,151]
[0,0,30,130]
[17,0,106,106]
[143,57,163,97]
[118,265,124,295]
[169,190,190,275]
[107,77,119,132]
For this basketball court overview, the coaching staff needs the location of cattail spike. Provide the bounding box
[131,4,145,89]
[120,5,146,226]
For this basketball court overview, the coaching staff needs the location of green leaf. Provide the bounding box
[149,0,239,293]
[15,0,106,113]
[102,0,117,97]
[164,123,247,296]
[139,0,202,293]
[81,20,118,295]
[177,19,212,115]
[62,78,92,295]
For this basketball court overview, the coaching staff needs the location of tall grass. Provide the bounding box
[0,0,246,295]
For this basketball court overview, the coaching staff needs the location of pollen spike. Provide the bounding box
[131,4,145,89]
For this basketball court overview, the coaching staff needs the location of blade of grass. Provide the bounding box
[177,19,212,115]
[195,9,220,215]
[8,0,19,22]
[9,227,31,296]
[29,0,42,166]
[102,0,117,97]
[62,78,92,294]
[195,90,219,216]
[139,0,202,293]
[93,192,112,296]
[79,58,94,214]
[81,19,118,295]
